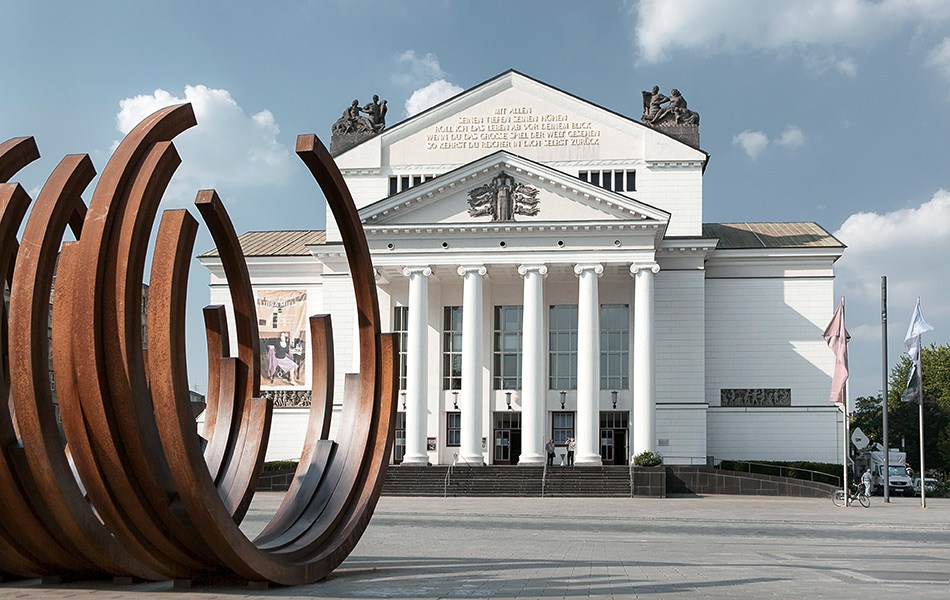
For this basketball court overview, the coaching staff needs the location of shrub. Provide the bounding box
[633,451,663,467]
[263,460,298,472]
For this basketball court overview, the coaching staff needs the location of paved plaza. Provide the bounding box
[1,493,947,599]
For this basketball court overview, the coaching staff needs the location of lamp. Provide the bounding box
[452,390,459,410]
[505,391,512,410]
[400,391,406,411]
[612,390,618,409]
[559,390,566,410]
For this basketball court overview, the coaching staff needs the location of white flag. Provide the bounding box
[901,300,934,404]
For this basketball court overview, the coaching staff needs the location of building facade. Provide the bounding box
[199,71,846,467]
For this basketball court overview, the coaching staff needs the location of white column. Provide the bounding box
[401,266,432,465]
[574,263,604,466]
[631,263,659,457]
[458,265,487,465]
[518,264,547,465]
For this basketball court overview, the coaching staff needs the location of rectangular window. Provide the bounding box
[400,175,410,192]
[412,175,422,187]
[393,412,406,463]
[600,304,629,390]
[589,171,600,187]
[493,306,523,390]
[552,412,574,446]
[393,306,409,391]
[601,170,611,190]
[389,176,398,196]
[578,171,588,182]
[614,171,624,192]
[446,412,461,446]
[626,170,636,192]
[548,305,578,390]
[443,306,463,390]
[425,175,434,181]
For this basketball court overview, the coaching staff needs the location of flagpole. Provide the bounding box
[918,297,926,509]
[881,276,890,503]
[842,297,849,505]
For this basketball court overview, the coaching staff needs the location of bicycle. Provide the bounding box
[832,482,870,508]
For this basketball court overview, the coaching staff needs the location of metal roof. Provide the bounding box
[199,230,326,258]
[702,222,844,250]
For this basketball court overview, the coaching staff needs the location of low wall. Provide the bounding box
[667,466,837,497]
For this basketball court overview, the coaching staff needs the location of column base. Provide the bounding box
[400,454,430,466]
[458,453,484,466]
[575,453,603,466]
[517,454,545,465]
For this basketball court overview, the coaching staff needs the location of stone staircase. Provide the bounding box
[382,464,653,497]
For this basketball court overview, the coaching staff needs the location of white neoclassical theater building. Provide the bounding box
[199,70,846,467]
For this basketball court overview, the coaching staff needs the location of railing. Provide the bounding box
[541,460,548,498]
[629,461,634,498]
[444,453,480,497]
[716,460,840,487]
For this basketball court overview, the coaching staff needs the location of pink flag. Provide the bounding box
[821,299,849,405]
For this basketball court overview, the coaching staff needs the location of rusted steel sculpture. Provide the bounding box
[0,105,397,585]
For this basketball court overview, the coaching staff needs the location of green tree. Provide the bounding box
[852,344,950,475]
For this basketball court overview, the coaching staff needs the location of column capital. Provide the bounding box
[629,262,660,275]
[457,265,488,278]
[573,263,604,277]
[517,264,548,278]
[402,266,433,278]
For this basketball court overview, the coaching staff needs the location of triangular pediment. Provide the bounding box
[359,151,670,229]
[335,70,707,169]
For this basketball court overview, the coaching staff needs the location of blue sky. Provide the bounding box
[3,0,949,402]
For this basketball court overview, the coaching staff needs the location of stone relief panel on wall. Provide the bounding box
[467,171,540,221]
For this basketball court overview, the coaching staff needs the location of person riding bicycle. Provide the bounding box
[861,468,873,496]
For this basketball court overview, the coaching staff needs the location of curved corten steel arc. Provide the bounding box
[0,109,397,585]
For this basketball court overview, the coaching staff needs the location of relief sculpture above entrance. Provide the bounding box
[467,171,540,221]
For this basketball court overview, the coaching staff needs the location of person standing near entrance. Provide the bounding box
[545,438,556,466]
[567,437,576,466]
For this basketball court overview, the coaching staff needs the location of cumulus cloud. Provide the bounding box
[732,130,769,160]
[733,125,805,159]
[405,79,465,117]
[926,37,950,80]
[632,0,950,65]
[776,125,806,149]
[114,85,295,203]
[832,189,950,395]
[392,50,449,87]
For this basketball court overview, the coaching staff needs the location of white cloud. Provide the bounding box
[114,85,295,203]
[633,0,950,64]
[776,125,806,149]
[732,130,769,160]
[804,54,858,78]
[392,50,448,87]
[405,79,464,117]
[925,37,950,80]
[833,190,950,395]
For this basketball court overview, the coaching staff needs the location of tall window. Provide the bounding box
[493,306,523,390]
[393,412,406,463]
[552,412,574,446]
[549,305,578,390]
[443,306,463,390]
[446,412,461,446]
[600,304,629,389]
[393,306,409,391]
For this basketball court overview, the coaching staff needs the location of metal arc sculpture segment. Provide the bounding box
[0,106,397,585]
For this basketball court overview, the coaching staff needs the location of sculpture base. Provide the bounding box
[330,131,378,156]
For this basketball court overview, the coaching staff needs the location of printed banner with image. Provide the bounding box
[256,290,307,388]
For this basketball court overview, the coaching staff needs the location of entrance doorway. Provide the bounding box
[393,411,406,464]
[600,411,629,465]
[493,412,522,465]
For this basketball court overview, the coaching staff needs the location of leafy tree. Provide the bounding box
[851,344,950,475]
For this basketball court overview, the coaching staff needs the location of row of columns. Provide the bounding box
[399,262,657,466]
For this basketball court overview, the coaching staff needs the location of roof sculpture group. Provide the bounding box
[330,95,387,156]
[0,104,397,586]
[641,86,700,148]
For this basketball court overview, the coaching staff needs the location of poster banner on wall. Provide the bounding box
[256,290,307,388]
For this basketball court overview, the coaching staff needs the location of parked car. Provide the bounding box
[912,477,938,496]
